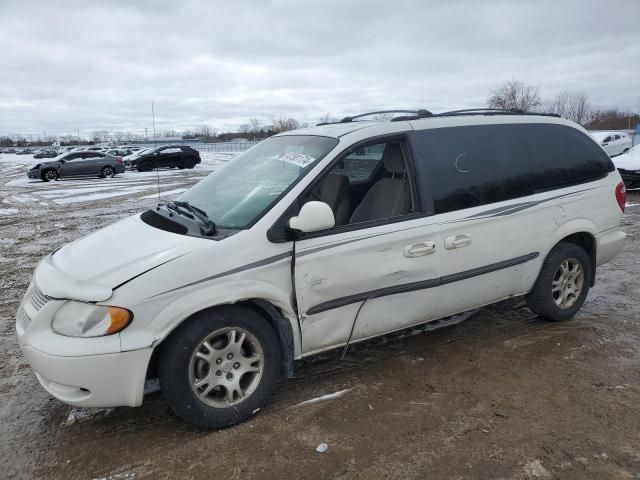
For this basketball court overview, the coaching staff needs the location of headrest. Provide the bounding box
[382,143,405,175]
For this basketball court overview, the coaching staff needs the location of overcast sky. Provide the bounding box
[1,0,638,138]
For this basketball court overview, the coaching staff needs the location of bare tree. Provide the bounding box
[239,123,251,134]
[487,79,542,112]
[198,125,216,139]
[546,92,592,125]
[272,116,300,133]
[318,112,338,124]
[248,118,262,134]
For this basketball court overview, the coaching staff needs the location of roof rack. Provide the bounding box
[316,108,560,126]
[391,108,560,121]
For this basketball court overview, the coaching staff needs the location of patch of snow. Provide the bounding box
[523,459,551,479]
[140,187,187,199]
[0,208,18,215]
[65,407,114,425]
[315,443,328,453]
[293,388,352,408]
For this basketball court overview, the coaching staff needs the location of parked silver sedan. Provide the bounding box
[27,151,126,182]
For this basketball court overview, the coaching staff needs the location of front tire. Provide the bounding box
[159,305,281,429]
[42,169,58,182]
[138,159,153,172]
[526,242,591,321]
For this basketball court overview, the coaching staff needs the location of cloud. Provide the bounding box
[0,0,638,137]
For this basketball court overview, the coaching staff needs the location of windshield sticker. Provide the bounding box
[278,152,316,168]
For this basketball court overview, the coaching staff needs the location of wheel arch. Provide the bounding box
[146,298,297,382]
[541,220,598,287]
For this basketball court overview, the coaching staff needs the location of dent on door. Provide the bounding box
[294,220,443,356]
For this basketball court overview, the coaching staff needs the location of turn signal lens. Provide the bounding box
[106,307,133,334]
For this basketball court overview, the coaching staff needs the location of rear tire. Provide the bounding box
[159,305,281,429]
[100,166,116,178]
[526,242,591,321]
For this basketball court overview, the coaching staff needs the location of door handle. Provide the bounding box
[445,234,472,250]
[403,241,436,257]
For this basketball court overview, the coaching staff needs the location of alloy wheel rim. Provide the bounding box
[188,327,264,408]
[45,170,56,180]
[104,167,114,177]
[552,258,584,309]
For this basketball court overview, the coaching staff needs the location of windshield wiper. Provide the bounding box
[165,201,216,236]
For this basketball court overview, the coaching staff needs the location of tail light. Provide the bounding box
[116,157,124,164]
[615,181,626,212]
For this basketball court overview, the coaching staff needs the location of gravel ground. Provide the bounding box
[1,155,639,480]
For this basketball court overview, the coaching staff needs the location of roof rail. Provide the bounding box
[339,109,431,123]
[393,108,561,121]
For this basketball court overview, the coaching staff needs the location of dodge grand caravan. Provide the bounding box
[16,109,626,428]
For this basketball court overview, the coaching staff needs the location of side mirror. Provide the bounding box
[288,201,335,234]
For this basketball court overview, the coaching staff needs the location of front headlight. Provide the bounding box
[52,301,133,337]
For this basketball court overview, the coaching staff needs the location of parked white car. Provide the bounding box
[16,109,626,428]
[590,131,632,157]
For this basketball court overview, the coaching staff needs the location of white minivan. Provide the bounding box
[590,131,633,157]
[16,109,627,428]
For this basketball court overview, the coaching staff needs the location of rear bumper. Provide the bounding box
[22,345,152,407]
[115,164,125,174]
[596,227,626,266]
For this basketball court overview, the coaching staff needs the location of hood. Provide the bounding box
[50,213,202,293]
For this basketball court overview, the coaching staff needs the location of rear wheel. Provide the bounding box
[159,305,281,429]
[42,169,58,182]
[183,157,196,169]
[526,242,591,321]
[100,166,116,178]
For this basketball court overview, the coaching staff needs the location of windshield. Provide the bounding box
[177,135,338,229]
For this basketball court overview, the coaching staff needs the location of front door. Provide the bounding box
[292,138,444,356]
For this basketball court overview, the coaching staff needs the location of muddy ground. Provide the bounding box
[1,159,639,480]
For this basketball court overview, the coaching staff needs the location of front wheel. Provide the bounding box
[526,242,591,321]
[42,169,58,182]
[138,160,153,172]
[158,305,281,429]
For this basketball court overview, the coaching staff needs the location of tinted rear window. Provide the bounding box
[409,123,614,214]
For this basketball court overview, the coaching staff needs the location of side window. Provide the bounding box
[83,152,105,159]
[410,125,532,214]
[603,136,612,143]
[524,124,614,191]
[162,147,182,154]
[337,144,385,182]
[301,140,415,227]
[614,135,620,140]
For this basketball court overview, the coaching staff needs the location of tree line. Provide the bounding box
[487,78,639,130]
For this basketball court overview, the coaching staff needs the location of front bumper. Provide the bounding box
[16,278,153,408]
[22,345,152,407]
[27,169,40,179]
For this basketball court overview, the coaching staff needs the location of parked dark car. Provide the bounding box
[125,145,201,171]
[33,150,58,159]
[27,151,125,182]
[16,149,34,155]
